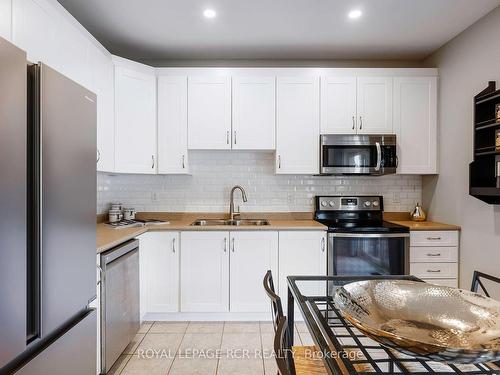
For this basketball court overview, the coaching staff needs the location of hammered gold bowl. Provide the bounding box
[334,280,500,364]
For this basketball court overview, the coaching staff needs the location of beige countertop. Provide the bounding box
[97,212,327,254]
[96,212,461,254]
[385,220,461,231]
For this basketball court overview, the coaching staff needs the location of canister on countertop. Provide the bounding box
[123,208,136,220]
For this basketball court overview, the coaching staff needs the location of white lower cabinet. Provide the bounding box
[278,231,327,313]
[139,232,180,316]
[229,231,278,313]
[180,231,230,312]
[409,230,460,288]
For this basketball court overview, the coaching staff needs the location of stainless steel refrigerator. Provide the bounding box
[0,37,97,375]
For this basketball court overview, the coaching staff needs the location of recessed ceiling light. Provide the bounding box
[203,8,217,19]
[348,9,362,19]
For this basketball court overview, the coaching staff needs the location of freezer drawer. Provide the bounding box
[15,309,97,375]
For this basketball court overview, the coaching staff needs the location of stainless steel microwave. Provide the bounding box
[320,134,397,175]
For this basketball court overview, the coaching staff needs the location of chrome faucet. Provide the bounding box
[229,185,248,220]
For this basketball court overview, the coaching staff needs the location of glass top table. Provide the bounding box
[286,275,500,375]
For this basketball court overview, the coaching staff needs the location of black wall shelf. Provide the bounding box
[470,81,500,204]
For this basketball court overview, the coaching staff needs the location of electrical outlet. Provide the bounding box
[287,194,294,205]
[393,192,401,204]
[151,192,158,202]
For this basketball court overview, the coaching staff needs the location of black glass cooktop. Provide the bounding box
[315,219,409,234]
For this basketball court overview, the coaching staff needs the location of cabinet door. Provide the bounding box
[180,231,230,312]
[140,232,180,314]
[188,76,231,150]
[229,231,278,313]
[357,77,393,134]
[114,65,157,174]
[157,76,189,174]
[278,231,327,313]
[91,48,115,173]
[232,76,276,150]
[276,77,320,174]
[394,77,437,174]
[320,76,357,134]
[12,0,58,66]
[0,0,12,41]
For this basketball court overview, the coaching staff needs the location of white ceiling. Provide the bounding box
[57,0,500,61]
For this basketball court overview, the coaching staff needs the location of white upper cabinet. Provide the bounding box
[394,76,438,174]
[91,48,115,173]
[232,76,276,150]
[276,76,320,174]
[157,76,189,174]
[0,0,12,41]
[188,76,231,150]
[12,0,58,66]
[320,76,357,134]
[357,77,393,134]
[180,231,230,312]
[114,61,157,174]
[229,231,278,313]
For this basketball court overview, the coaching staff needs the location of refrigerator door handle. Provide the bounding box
[26,63,42,344]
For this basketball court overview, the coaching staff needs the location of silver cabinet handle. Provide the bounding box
[234,130,237,145]
[352,116,355,130]
[182,155,185,169]
[359,116,363,130]
[427,237,442,241]
[172,238,176,253]
[278,155,281,169]
[151,155,155,169]
[375,142,381,172]
[96,264,103,285]
[426,269,442,273]
[224,237,227,252]
[231,238,235,252]
[321,237,325,252]
[226,130,230,145]
[426,253,441,257]
[96,149,101,163]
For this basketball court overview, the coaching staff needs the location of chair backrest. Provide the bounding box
[263,270,284,332]
[274,316,294,375]
[471,271,500,297]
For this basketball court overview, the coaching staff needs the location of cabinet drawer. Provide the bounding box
[410,231,458,247]
[410,262,458,279]
[422,278,458,288]
[410,246,458,263]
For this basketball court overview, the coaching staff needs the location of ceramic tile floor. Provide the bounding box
[109,321,314,375]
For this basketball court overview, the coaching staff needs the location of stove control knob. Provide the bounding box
[364,201,372,207]
[321,201,328,207]
[329,201,335,207]
[372,201,380,207]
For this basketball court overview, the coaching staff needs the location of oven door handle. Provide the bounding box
[375,141,382,172]
[329,232,410,238]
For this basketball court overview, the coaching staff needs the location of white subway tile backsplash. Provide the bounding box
[97,151,422,214]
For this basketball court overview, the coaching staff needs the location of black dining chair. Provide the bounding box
[274,316,328,375]
[263,270,284,332]
[274,316,293,375]
[470,271,500,297]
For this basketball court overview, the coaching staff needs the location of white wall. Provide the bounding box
[423,6,500,291]
[97,151,422,214]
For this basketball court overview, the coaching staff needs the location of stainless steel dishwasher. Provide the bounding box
[100,239,140,374]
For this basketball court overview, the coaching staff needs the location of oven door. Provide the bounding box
[320,134,397,175]
[328,233,409,276]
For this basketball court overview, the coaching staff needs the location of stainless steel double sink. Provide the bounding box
[191,218,270,226]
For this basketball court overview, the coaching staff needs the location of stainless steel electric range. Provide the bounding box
[314,195,410,276]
